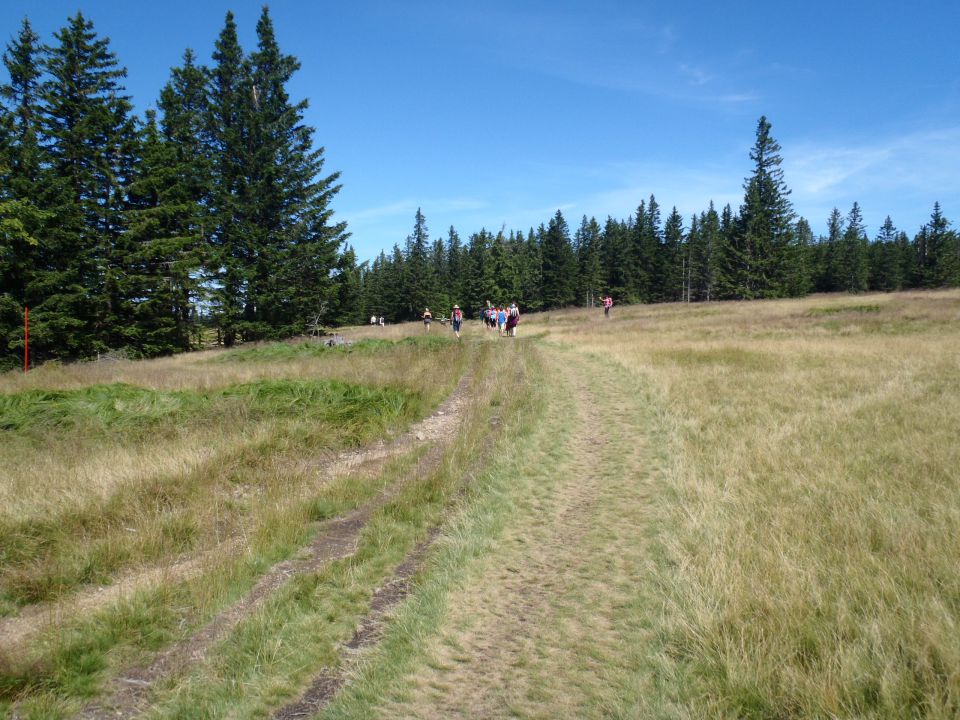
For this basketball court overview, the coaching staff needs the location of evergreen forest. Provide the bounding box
[2,10,958,369]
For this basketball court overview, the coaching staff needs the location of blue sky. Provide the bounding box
[3,0,959,262]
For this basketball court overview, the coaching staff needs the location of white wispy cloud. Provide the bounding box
[347,196,488,224]
[785,126,960,230]
[444,4,755,106]
[347,200,417,223]
[788,128,960,196]
[679,63,713,86]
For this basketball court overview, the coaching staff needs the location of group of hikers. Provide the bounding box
[411,294,614,340]
[420,301,521,339]
[482,303,521,337]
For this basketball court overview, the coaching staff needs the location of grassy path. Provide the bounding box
[325,341,664,718]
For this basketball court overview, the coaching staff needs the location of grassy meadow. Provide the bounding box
[0,332,488,716]
[526,290,960,717]
[1,292,958,719]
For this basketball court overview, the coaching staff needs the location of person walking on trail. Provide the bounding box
[506,301,520,337]
[497,306,507,336]
[422,308,432,332]
[603,294,613,318]
[451,304,463,339]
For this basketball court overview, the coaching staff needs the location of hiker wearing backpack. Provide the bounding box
[422,308,432,332]
[451,304,463,339]
[506,302,520,337]
[603,294,613,318]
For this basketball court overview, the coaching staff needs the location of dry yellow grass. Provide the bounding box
[527,290,960,717]
[268,292,958,719]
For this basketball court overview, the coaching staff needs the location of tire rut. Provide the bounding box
[71,368,475,720]
[269,351,517,719]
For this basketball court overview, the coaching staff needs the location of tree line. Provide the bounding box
[2,9,957,369]
[349,118,958,324]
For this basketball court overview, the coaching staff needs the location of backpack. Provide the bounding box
[509,306,519,318]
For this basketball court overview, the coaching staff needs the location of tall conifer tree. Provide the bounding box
[39,12,139,356]
[540,210,576,309]
[575,215,603,307]
[0,18,45,364]
[207,11,249,345]
[736,116,795,298]
[837,202,868,292]
[124,112,204,354]
[660,206,684,302]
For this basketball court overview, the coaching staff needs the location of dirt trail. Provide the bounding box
[269,347,513,720]
[53,369,475,720]
[376,346,657,718]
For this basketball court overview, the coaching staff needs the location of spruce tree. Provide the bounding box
[519,226,542,312]
[38,11,140,357]
[466,228,496,312]
[361,250,388,321]
[602,216,630,302]
[445,226,468,307]
[837,202,868,292]
[869,216,900,291]
[918,202,957,287]
[632,197,662,302]
[382,245,406,321]
[814,208,844,292]
[660,206,684,302]
[329,244,363,325]
[429,236,449,312]
[207,11,249,345]
[575,215,603,307]
[736,116,796,298]
[788,217,813,296]
[691,202,720,301]
[540,210,576,309]
[0,18,45,365]
[402,208,433,318]
[205,9,346,342]
[157,47,212,251]
[506,230,528,306]
[488,228,511,303]
[713,203,742,299]
[124,112,205,354]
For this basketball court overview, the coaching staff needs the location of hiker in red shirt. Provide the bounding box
[602,295,613,318]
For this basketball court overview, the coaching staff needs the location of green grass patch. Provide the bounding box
[0,379,417,442]
[212,335,456,363]
[0,379,421,606]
